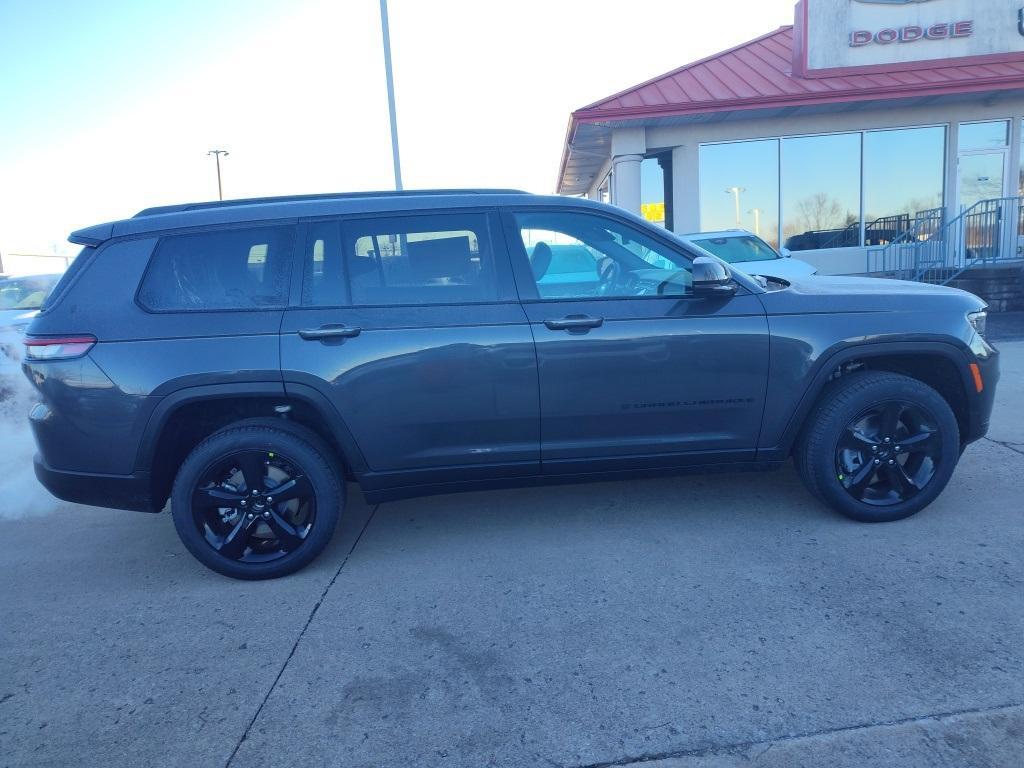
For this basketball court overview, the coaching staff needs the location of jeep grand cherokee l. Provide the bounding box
[23,190,999,579]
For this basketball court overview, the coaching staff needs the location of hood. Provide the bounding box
[736,258,817,280]
[759,274,985,315]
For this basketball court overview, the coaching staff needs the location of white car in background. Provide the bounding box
[680,230,817,281]
[0,273,63,399]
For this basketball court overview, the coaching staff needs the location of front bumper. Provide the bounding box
[34,453,156,513]
[964,348,999,445]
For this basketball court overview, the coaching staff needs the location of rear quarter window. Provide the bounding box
[138,226,293,311]
[40,247,95,311]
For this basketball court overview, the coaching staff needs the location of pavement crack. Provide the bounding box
[983,437,1024,456]
[561,701,1024,768]
[223,503,380,768]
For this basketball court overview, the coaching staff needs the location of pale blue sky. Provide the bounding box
[0,0,796,255]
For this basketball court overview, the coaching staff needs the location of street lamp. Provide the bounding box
[725,186,746,228]
[207,149,229,200]
[748,207,762,236]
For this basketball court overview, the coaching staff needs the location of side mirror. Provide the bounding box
[692,256,736,298]
[780,247,792,258]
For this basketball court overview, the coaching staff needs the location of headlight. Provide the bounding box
[968,311,987,338]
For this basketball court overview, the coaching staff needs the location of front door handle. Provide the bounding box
[543,315,604,332]
[298,324,362,341]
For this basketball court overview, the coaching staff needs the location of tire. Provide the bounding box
[171,420,343,579]
[795,371,960,523]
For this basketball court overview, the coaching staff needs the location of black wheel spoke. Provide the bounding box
[883,463,916,496]
[193,485,245,509]
[898,431,935,453]
[268,475,313,505]
[844,460,876,497]
[264,510,305,551]
[236,453,268,494]
[217,515,258,560]
[843,428,877,451]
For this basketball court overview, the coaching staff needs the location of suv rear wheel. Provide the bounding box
[170,421,342,579]
[796,371,960,523]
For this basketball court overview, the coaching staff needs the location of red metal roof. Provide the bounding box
[573,26,1024,122]
[558,26,1024,193]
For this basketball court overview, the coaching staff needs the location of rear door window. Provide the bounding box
[138,226,293,311]
[303,213,498,306]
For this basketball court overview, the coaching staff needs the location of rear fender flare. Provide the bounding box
[135,382,369,477]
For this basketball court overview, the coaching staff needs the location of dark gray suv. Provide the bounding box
[23,190,999,579]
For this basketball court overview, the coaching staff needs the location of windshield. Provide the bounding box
[0,275,61,310]
[690,235,781,265]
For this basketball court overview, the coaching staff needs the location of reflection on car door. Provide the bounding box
[504,207,770,473]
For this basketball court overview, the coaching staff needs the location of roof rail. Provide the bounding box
[133,189,531,218]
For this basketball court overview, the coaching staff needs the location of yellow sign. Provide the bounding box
[641,202,665,224]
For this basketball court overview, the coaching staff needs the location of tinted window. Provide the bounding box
[305,213,497,306]
[515,210,692,299]
[138,227,293,311]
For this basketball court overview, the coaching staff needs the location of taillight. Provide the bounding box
[23,335,97,361]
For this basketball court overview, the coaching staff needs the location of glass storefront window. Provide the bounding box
[698,139,780,247]
[782,133,861,252]
[640,157,666,228]
[960,121,1009,151]
[863,126,945,246]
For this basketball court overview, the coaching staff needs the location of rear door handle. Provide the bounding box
[298,324,362,341]
[543,315,604,332]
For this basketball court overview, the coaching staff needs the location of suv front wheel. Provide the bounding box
[170,421,343,579]
[796,371,960,523]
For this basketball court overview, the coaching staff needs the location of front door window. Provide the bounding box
[514,210,693,299]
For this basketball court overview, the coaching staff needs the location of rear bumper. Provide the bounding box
[34,454,156,513]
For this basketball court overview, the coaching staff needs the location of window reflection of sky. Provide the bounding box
[699,126,947,250]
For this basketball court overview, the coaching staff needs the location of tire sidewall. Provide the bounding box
[171,426,342,579]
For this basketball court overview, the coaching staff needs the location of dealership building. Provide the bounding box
[557,0,1024,304]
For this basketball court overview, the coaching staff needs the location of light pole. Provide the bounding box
[725,186,746,228]
[207,149,229,200]
[379,0,403,190]
[748,207,762,236]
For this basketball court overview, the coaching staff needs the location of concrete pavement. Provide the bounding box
[2,344,1023,768]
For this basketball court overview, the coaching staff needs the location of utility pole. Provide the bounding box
[725,186,746,228]
[379,0,403,190]
[207,149,229,200]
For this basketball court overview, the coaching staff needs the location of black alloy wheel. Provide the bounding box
[192,450,316,563]
[835,401,940,507]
